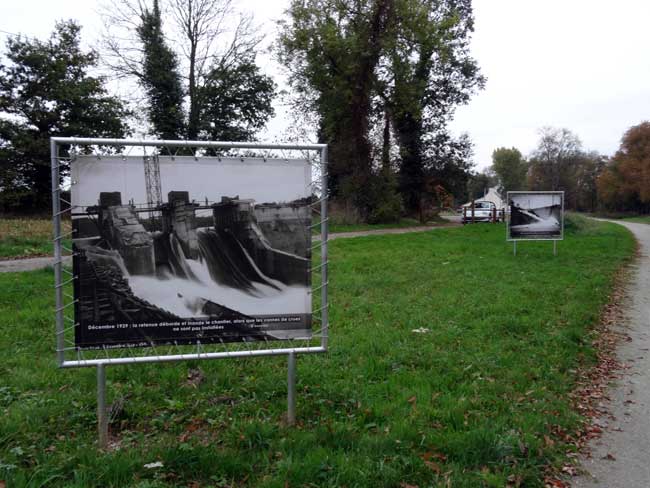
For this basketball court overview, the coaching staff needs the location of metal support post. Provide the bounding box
[513,241,517,256]
[287,352,296,426]
[51,139,65,367]
[320,146,329,351]
[553,240,557,256]
[97,364,108,449]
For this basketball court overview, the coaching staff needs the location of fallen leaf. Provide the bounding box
[186,368,205,388]
[423,460,441,474]
[560,465,577,476]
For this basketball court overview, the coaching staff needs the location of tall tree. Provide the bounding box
[573,151,606,212]
[491,147,527,198]
[137,0,185,139]
[384,0,484,215]
[425,130,475,206]
[528,127,609,210]
[102,0,273,141]
[528,127,581,191]
[597,165,636,212]
[198,55,276,141]
[0,21,130,213]
[168,0,262,139]
[467,169,495,201]
[278,0,483,220]
[278,0,395,217]
[613,122,650,205]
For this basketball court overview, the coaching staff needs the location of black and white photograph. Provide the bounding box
[70,155,312,348]
[507,192,563,240]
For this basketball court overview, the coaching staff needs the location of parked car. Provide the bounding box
[461,200,501,224]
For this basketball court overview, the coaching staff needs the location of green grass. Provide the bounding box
[0,219,71,260]
[0,216,635,487]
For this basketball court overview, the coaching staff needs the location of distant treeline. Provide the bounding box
[468,122,650,214]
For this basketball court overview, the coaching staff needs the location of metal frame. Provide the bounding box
[505,191,564,256]
[51,137,329,444]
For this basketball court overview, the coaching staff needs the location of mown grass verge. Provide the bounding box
[0,219,71,260]
[0,216,635,487]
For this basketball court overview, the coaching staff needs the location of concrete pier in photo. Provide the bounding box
[162,191,200,259]
[97,192,155,275]
[211,197,310,285]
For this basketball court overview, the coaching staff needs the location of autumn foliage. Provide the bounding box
[598,122,650,211]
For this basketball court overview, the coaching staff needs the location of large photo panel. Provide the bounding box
[71,155,312,349]
[507,191,564,240]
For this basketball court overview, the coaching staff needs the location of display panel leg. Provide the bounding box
[97,364,108,449]
[553,240,557,256]
[513,241,517,256]
[287,352,296,426]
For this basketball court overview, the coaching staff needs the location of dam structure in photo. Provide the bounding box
[509,204,561,236]
[72,190,311,347]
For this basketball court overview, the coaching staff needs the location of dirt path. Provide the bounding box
[0,255,71,272]
[575,220,650,487]
[0,225,453,273]
[314,224,452,241]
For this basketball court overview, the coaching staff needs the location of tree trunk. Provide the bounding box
[334,0,393,219]
[395,113,424,216]
[187,40,199,140]
[381,108,391,171]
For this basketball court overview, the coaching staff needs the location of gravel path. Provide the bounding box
[0,224,454,272]
[574,220,650,487]
[314,224,451,241]
[0,255,71,273]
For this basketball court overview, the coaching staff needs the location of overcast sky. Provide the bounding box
[2,0,650,170]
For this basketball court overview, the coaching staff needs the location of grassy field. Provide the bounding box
[0,217,635,487]
[0,219,71,260]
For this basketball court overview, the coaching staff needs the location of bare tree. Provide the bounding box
[168,0,263,138]
[99,0,265,138]
[529,127,582,191]
[100,0,150,81]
